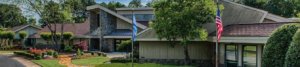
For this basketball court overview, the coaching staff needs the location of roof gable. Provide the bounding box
[87,5,147,29]
[12,25,41,32]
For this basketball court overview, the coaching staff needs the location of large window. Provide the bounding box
[243,45,257,67]
[226,45,238,67]
[122,14,154,21]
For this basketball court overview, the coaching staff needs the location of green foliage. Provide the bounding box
[117,40,131,52]
[63,32,73,40]
[284,29,300,67]
[99,2,126,10]
[19,31,28,39]
[262,23,300,67]
[152,0,216,43]
[237,0,300,17]
[77,49,83,56]
[129,0,142,8]
[40,32,51,41]
[64,45,73,52]
[6,31,15,40]
[64,0,96,23]
[152,0,217,63]
[0,4,26,28]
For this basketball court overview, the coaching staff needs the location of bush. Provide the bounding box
[63,32,73,40]
[19,31,28,39]
[64,45,73,52]
[284,29,300,67]
[117,40,131,52]
[77,49,83,56]
[110,58,138,63]
[14,51,34,58]
[262,23,300,67]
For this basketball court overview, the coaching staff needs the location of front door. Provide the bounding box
[225,44,258,67]
[90,38,100,51]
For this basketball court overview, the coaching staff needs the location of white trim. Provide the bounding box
[208,36,269,44]
[138,36,269,44]
[87,5,147,29]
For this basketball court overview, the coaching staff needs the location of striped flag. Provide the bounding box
[132,14,138,41]
[216,8,223,41]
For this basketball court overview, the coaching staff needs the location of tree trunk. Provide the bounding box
[183,44,190,65]
[60,22,64,50]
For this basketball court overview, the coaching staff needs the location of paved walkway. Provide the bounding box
[106,52,128,58]
[0,54,40,67]
[0,55,25,67]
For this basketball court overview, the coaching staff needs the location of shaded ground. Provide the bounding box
[0,55,25,67]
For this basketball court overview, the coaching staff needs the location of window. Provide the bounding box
[243,45,257,67]
[226,45,238,67]
[122,14,154,21]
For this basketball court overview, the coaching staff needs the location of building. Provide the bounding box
[86,5,153,52]
[134,0,297,67]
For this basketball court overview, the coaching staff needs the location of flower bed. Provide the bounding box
[14,48,58,60]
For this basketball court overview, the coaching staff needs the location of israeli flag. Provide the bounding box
[132,14,138,41]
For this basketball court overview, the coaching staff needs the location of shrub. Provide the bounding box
[284,29,300,67]
[262,23,300,67]
[14,51,34,58]
[53,52,58,58]
[64,45,73,52]
[110,58,138,63]
[19,31,28,39]
[117,40,131,52]
[63,32,73,40]
[77,49,83,56]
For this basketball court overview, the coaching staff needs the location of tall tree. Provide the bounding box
[0,4,26,28]
[152,0,216,64]
[264,0,300,17]
[236,0,300,17]
[99,2,126,10]
[128,0,142,8]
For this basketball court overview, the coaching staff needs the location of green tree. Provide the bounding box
[99,2,126,10]
[19,31,28,47]
[285,29,300,67]
[262,23,300,67]
[264,0,300,17]
[128,0,142,8]
[152,0,216,64]
[233,0,300,17]
[0,4,27,28]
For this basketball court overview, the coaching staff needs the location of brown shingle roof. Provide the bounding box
[219,22,299,37]
[29,21,90,38]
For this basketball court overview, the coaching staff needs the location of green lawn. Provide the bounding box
[32,60,66,67]
[72,56,110,65]
[0,50,26,54]
[97,63,192,67]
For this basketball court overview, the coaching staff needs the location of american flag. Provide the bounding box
[216,8,223,42]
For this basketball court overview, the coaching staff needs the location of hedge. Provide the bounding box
[262,23,300,67]
[284,29,300,67]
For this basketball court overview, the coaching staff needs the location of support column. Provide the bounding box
[88,38,91,51]
[257,45,263,67]
[238,44,243,67]
[219,44,225,66]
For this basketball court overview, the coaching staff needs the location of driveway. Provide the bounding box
[0,55,25,67]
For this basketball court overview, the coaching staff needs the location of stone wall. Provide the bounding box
[99,10,116,52]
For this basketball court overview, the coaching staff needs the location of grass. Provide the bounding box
[72,56,110,65]
[32,60,66,67]
[0,50,26,54]
[96,63,192,67]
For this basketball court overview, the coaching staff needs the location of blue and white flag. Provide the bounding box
[132,14,138,41]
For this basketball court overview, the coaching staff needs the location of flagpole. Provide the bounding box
[216,0,220,67]
[131,8,134,67]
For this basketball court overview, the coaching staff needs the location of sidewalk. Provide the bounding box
[2,54,40,67]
